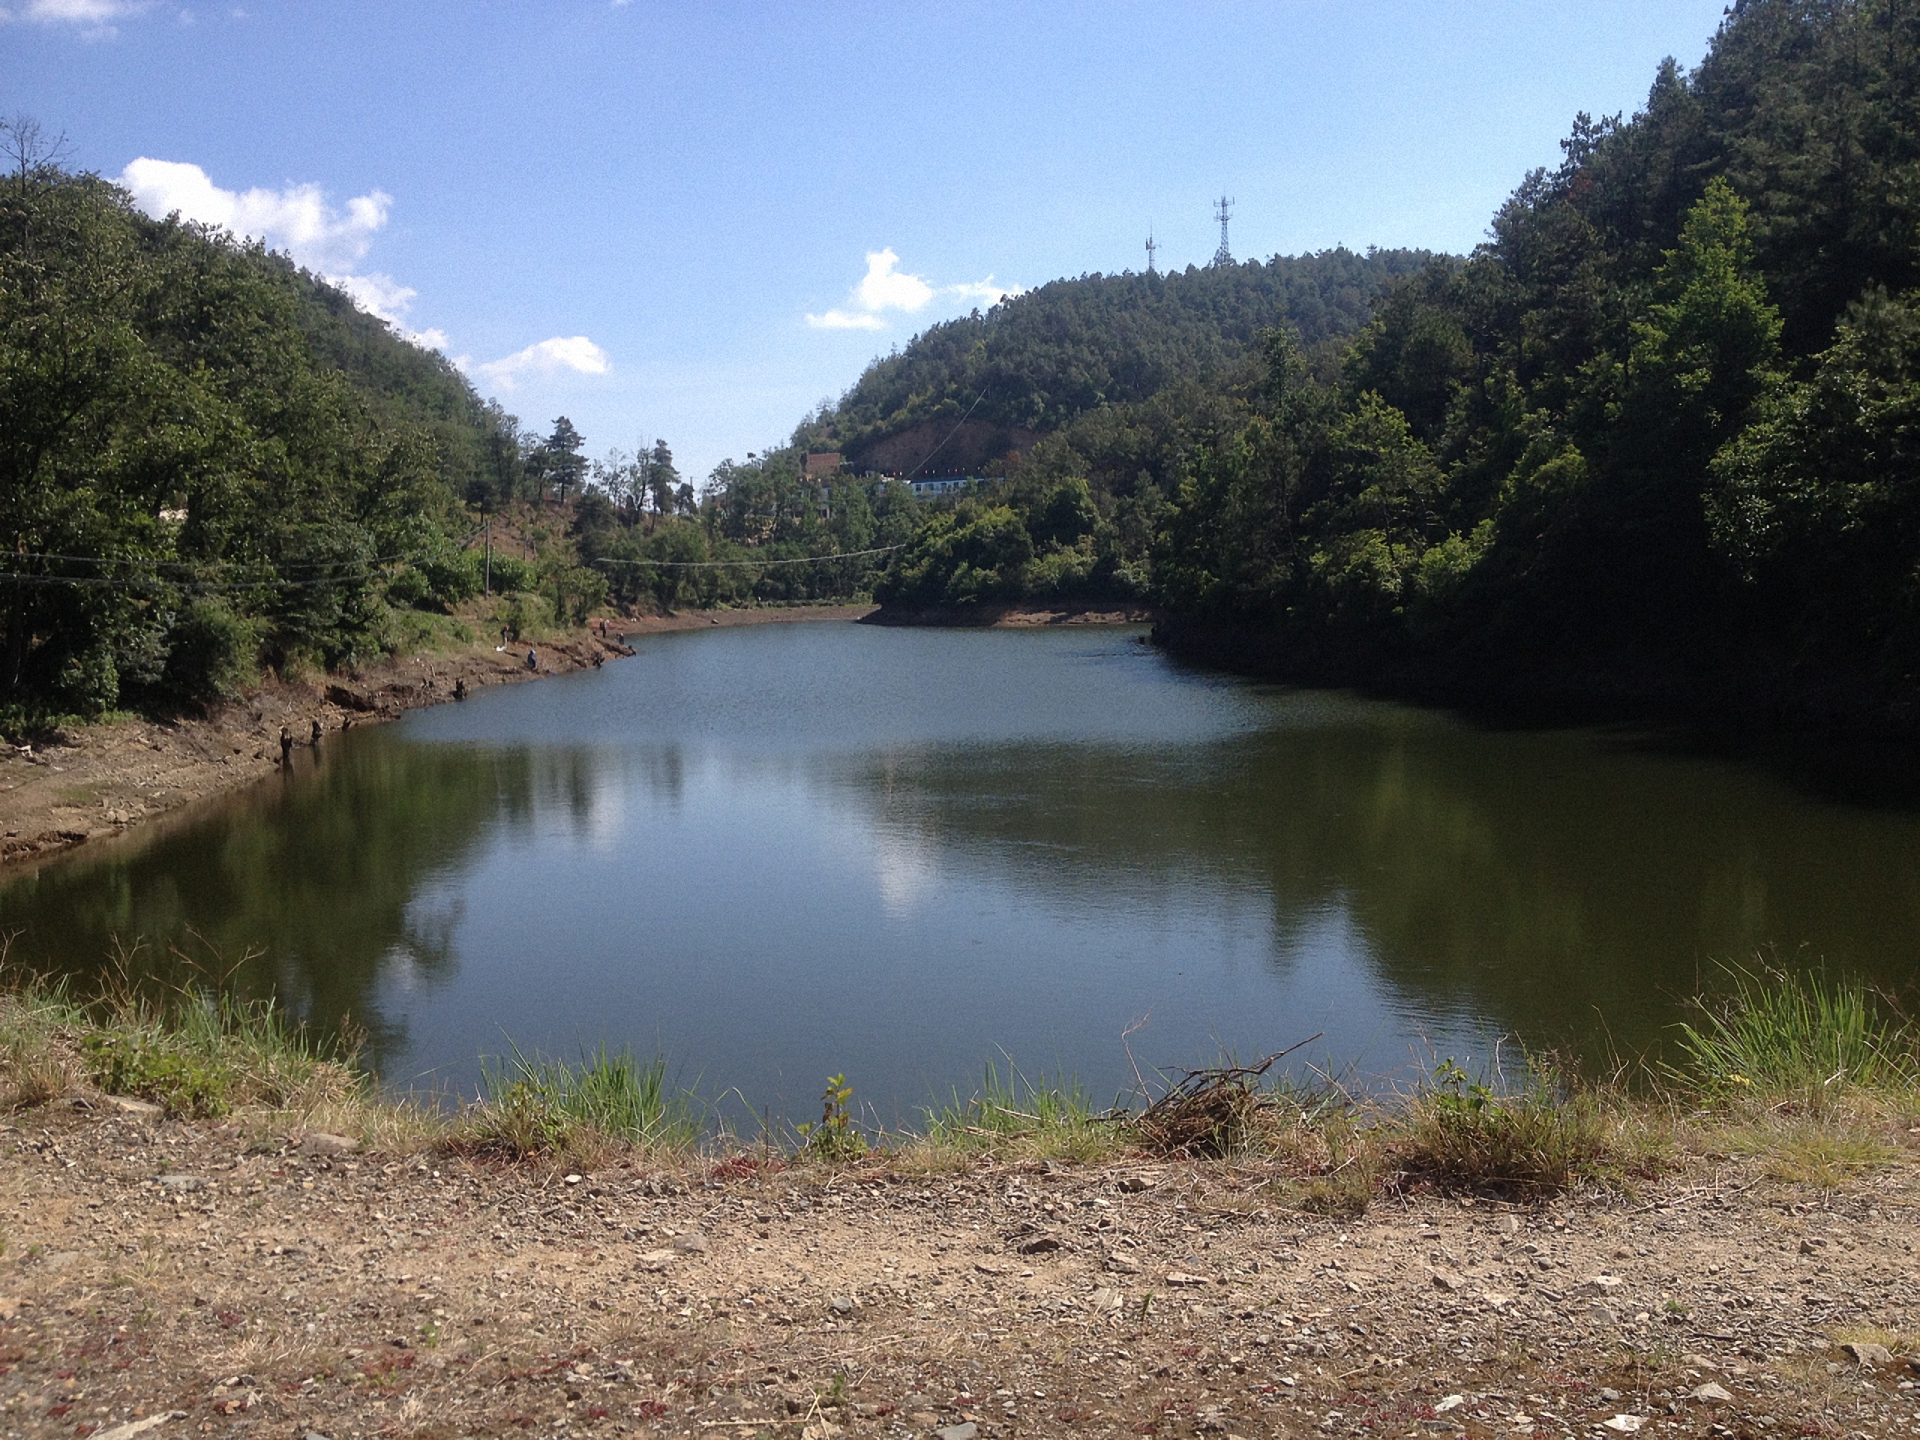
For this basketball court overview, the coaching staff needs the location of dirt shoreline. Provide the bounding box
[0,604,875,871]
[861,603,1156,629]
[1,1107,1915,1439]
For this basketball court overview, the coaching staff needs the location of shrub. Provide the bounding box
[163,600,259,705]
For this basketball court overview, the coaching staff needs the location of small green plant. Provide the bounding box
[797,1073,865,1161]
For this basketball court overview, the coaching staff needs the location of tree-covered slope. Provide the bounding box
[868,0,1920,733]
[799,249,1434,475]
[1,154,519,721]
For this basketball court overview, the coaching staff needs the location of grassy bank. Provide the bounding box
[4,959,1915,1203]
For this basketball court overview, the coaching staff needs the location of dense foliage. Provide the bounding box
[873,0,1920,728]
[573,451,924,611]
[0,143,523,720]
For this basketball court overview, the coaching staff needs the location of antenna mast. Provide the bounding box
[1144,229,1158,274]
[1211,195,1234,267]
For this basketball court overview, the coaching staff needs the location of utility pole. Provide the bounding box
[1145,230,1158,273]
[1211,195,1234,267]
[484,516,492,595]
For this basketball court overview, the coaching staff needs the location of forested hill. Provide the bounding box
[870,0,1920,735]
[2,158,521,721]
[798,249,1434,475]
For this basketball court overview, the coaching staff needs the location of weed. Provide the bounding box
[1393,1054,1618,1198]
[797,1074,865,1162]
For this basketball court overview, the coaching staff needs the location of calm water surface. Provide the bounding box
[6,622,1920,1125]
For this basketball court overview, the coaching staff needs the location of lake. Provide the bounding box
[5,620,1919,1129]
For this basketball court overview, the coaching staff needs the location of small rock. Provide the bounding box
[1165,1270,1211,1287]
[1039,1158,1064,1175]
[636,1249,677,1272]
[1118,1175,1155,1192]
[1688,1382,1734,1403]
[1481,1291,1511,1310]
[1578,1274,1623,1295]
[1600,1416,1645,1434]
[95,1415,187,1440]
[800,1422,842,1440]
[672,1231,710,1255]
[1103,1252,1140,1275]
[41,1251,80,1271]
[937,1426,978,1440]
[564,1173,582,1186]
[106,1096,163,1119]
[1017,1234,1063,1255]
[1088,1286,1124,1312]
[828,1295,856,1315]
[156,1174,204,1191]
[1598,1389,1622,1403]
[974,1261,1012,1277]
[1500,1214,1520,1234]
[1431,1267,1467,1292]
[1587,1302,1618,1326]
[1434,1395,1465,1413]
[298,1132,359,1158]
[1843,1341,1894,1367]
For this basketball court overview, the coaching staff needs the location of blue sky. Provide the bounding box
[6,0,1731,483]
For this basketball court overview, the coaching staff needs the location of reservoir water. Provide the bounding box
[4,620,1919,1127]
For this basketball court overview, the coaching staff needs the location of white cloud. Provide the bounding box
[0,0,148,36]
[119,157,391,272]
[473,336,611,390]
[854,247,934,313]
[806,308,888,331]
[807,247,1021,330]
[948,278,1019,306]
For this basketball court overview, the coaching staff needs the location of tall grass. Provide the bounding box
[920,1060,1122,1161]
[0,951,362,1119]
[454,1044,699,1159]
[1673,964,1917,1102]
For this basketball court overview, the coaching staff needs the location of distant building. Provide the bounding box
[804,452,844,478]
[908,476,980,498]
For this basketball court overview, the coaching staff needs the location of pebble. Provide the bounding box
[1601,1415,1645,1433]
[829,1295,856,1315]
[94,1414,186,1440]
[1118,1175,1154,1193]
[1689,1382,1734,1403]
[672,1231,711,1254]
[1587,1302,1618,1326]
[1087,1286,1124,1312]
[1430,1267,1467,1292]
[1577,1274,1623,1295]
[106,1096,163,1119]
[936,1425,978,1440]
[156,1174,204,1191]
[636,1249,677,1272]
[1843,1341,1894,1366]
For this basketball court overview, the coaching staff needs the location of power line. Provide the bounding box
[589,544,904,571]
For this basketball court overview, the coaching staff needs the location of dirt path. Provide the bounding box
[0,1106,1916,1440]
[0,605,873,871]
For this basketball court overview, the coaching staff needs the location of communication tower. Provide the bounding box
[1145,230,1158,273]
[1211,195,1234,267]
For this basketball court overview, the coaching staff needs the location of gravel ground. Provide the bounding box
[1,1103,1918,1440]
